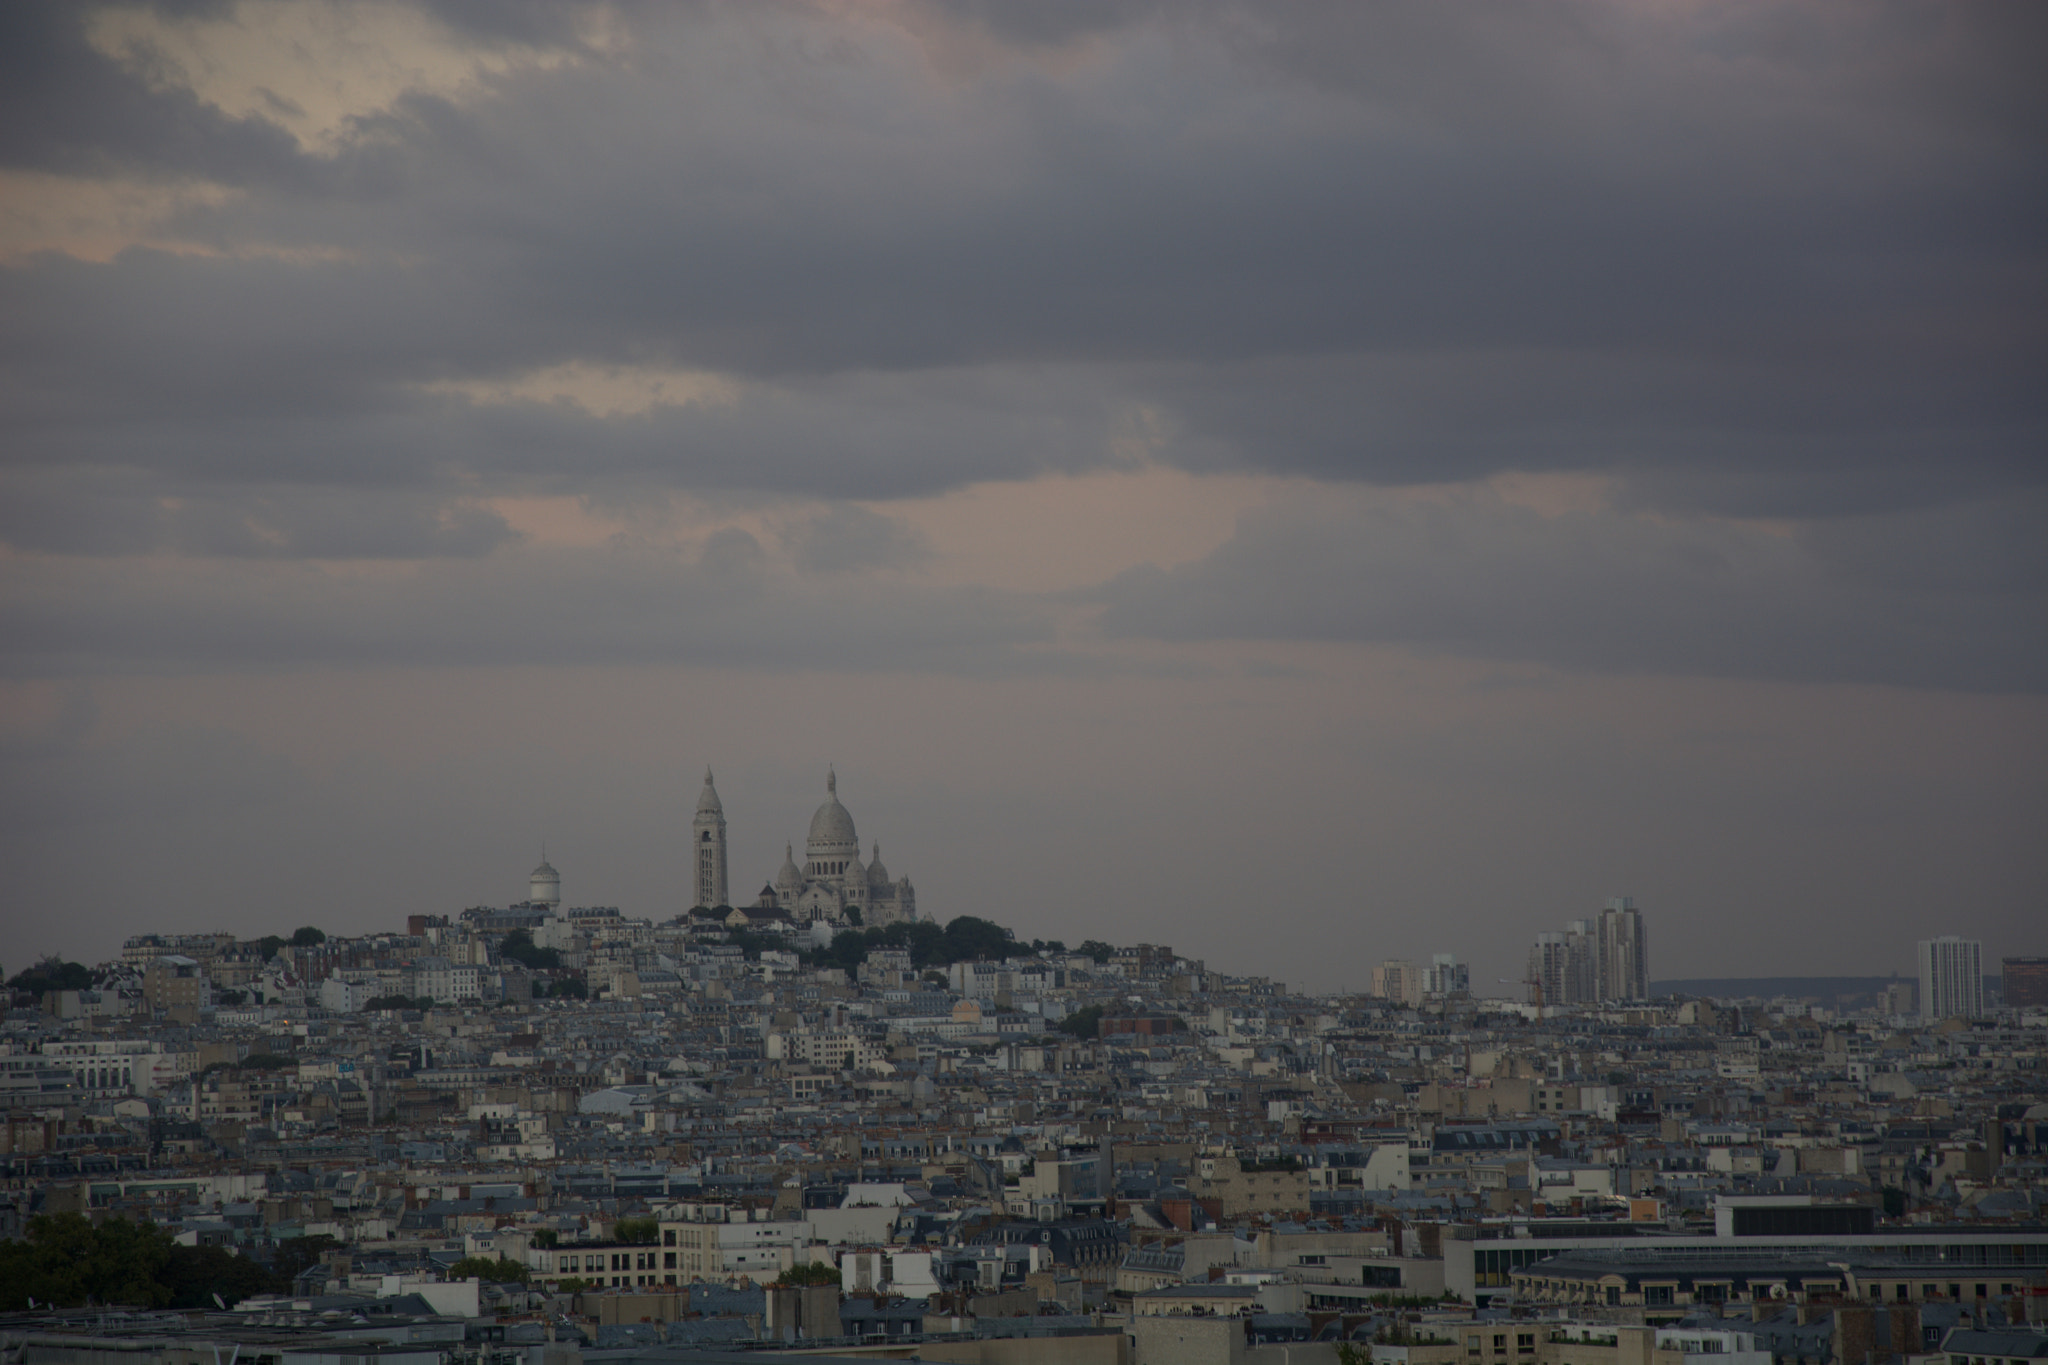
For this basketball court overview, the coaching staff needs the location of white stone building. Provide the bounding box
[407,956,481,1004]
[694,767,919,929]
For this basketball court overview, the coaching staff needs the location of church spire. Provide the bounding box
[826,765,837,797]
[692,764,728,907]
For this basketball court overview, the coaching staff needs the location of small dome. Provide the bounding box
[695,767,724,816]
[774,842,804,892]
[528,857,561,907]
[867,842,891,887]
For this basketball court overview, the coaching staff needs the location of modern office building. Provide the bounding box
[2001,955,2048,1009]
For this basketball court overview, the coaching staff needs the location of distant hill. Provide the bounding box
[1651,975,1906,1004]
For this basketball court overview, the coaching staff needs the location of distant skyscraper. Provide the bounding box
[1918,936,1983,1019]
[2003,956,2048,1009]
[1597,897,1648,1002]
[1534,899,1647,1004]
[1423,953,1469,997]
[1372,959,1421,1007]
[693,768,729,910]
[1528,932,1570,1008]
[1566,918,1600,1003]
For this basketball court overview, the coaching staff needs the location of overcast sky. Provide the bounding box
[2,1,2043,993]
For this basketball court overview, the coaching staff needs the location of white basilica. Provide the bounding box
[691,767,917,930]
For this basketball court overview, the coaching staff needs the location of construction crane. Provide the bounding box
[1498,972,1544,1011]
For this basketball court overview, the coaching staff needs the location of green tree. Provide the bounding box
[500,930,561,971]
[7,956,94,995]
[163,1245,284,1308]
[289,927,326,947]
[531,1229,559,1248]
[775,1262,840,1287]
[256,936,286,961]
[939,915,1012,963]
[1076,940,1116,964]
[447,1256,530,1283]
[797,915,1020,973]
[1056,1004,1104,1039]
[271,1234,340,1285]
[613,1216,659,1244]
[0,1213,176,1310]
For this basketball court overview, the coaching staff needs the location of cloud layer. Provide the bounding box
[1,1,2042,978]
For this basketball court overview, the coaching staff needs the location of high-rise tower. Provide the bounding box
[693,768,729,909]
[1918,936,1982,1020]
[1597,897,1648,1002]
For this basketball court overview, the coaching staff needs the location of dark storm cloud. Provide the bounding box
[0,3,303,184]
[2,1,2041,511]
[1095,491,2048,693]
[0,0,2041,699]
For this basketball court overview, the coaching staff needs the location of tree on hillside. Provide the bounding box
[1056,1005,1104,1039]
[7,956,94,995]
[1076,940,1116,963]
[938,915,1012,963]
[499,930,560,971]
[289,926,326,946]
[801,914,1019,973]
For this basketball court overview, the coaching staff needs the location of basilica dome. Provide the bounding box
[806,768,859,860]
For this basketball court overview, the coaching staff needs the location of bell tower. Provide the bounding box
[693,767,729,909]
